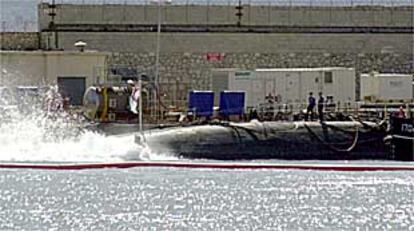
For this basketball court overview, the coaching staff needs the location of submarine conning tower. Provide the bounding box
[388,117,414,161]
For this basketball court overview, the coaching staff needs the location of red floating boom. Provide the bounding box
[0,161,414,171]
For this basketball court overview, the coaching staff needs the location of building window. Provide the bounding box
[324,72,333,84]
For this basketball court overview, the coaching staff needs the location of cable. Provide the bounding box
[392,134,414,140]
[304,123,360,153]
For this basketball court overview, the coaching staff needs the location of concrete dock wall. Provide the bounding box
[0,33,40,51]
[38,4,414,30]
[57,32,413,55]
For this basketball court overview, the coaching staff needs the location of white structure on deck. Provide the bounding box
[360,73,413,102]
[212,67,356,107]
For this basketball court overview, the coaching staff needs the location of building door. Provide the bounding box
[57,77,86,106]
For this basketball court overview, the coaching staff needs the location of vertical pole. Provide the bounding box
[123,0,127,23]
[235,0,243,26]
[268,0,270,25]
[102,0,106,24]
[144,0,147,22]
[207,0,210,24]
[329,0,333,27]
[154,0,162,122]
[308,0,312,25]
[50,0,58,49]
[50,0,54,48]
[371,0,375,27]
[248,0,251,25]
[81,0,85,22]
[227,0,230,22]
[390,0,393,26]
[350,0,353,25]
[186,0,189,23]
[288,0,292,26]
[54,28,58,49]
[139,76,143,133]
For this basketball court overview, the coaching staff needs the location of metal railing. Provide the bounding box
[255,101,414,121]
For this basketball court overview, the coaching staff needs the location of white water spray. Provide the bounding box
[0,85,176,163]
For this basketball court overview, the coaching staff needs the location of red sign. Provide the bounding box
[205,52,225,61]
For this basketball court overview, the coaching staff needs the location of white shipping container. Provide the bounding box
[360,73,413,102]
[211,67,356,108]
[252,67,355,107]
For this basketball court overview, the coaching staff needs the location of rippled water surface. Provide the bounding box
[1,168,413,230]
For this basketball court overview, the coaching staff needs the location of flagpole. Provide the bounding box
[138,76,143,133]
[154,0,162,122]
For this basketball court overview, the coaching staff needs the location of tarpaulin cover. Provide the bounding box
[188,91,214,117]
[219,91,245,116]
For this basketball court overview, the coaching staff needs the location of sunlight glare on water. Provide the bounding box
[0,168,413,230]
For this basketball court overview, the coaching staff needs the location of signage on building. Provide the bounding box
[205,52,225,61]
[234,71,253,80]
[389,80,403,87]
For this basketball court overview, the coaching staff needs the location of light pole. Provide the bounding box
[154,0,161,121]
[151,0,171,121]
[47,0,58,50]
[139,74,143,133]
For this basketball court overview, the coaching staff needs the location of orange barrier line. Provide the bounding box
[0,162,414,171]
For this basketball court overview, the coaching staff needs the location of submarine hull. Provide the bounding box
[136,121,388,160]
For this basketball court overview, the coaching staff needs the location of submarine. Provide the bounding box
[135,120,393,160]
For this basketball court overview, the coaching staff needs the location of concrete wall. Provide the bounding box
[0,51,108,87]
[56,32,413,55]
[0,33,40,51]
[38,4,414,30]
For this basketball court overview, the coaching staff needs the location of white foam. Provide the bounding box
[0,86,177,163]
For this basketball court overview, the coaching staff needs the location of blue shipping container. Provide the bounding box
[188,91,214,117]
[219,91,245,116]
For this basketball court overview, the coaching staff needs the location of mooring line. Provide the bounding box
[0,162,413,171]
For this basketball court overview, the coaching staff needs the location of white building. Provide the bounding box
[212,67,356,107]
[0,50,108,105]
[360,73,413,102]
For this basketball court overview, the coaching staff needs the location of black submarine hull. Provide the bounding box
[136,120,389,160]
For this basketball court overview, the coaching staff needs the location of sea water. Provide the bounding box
[0,168,413,230]
[0,88,413,230]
